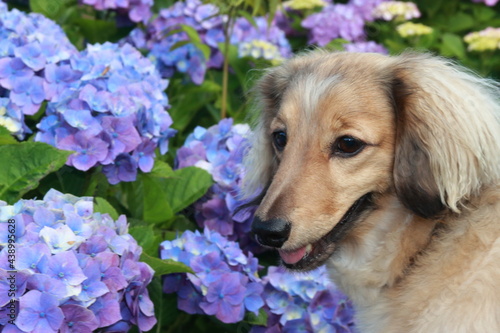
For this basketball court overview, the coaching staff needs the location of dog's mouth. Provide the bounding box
[279,193,373,271]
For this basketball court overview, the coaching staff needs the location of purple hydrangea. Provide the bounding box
[252,266,356,332]
[472,0,499,5]
[175,118,261,251]
[232,17,292,62]
[124,0,291,84]
[160,228,263,324]
[35,42,177,184]
[0,189,156,332]
[302,0,385,46]
[0,5,77,138]
[80,0,153,23]
[344,41,388,54]
[160,229,356,331]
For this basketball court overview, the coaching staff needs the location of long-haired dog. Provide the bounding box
[243,51,500,332]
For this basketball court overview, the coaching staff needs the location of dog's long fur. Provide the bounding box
[243,51,500,332]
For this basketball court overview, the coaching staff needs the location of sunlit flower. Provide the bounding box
[397,22,433,37]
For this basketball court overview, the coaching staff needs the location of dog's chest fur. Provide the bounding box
[327,191,500,333]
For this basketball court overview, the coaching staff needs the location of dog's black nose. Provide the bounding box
[252,216,291,248]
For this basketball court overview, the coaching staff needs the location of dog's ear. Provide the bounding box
[241,65,292,199]
[390,53,500,218]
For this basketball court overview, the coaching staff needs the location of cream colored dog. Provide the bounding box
[244,51,500,332]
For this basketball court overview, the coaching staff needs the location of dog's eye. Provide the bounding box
[334,136,365,156]
[272,131,287,151]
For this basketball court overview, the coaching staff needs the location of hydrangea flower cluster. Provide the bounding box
[232,17,292,63]
[160,229,356,331]
[0,189,156,332]
[125,0,291,84]
[464,27,500,52]
[80,0,153,23]
[283,0,328,11]
[396,22,433,38]
[252,266,355,332]
[35,42,176,184]
[472,0,499,6]
[344,41,388,54]
[159,228,264,324]
[372,1,421,21]
[0,5,77,138]
[301,0,385,47]
[175,118,260,251]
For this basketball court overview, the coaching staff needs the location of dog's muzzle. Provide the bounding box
[251,216,291,248]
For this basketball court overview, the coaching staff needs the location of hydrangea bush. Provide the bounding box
[80,0,153,23]
[35,42,176,184]
[0,6,77,138]
[125,0,291,84]
[160,228,355,331]
[160,228,263,324]
[175,118,259,251]
[0,189,156,332]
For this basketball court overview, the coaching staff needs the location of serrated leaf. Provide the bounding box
[149,160,175,178]
[164,166,213,215]
[142,175,175,224]
[30,0,65,19]
[94,197,119,220]
[245,308,268,326]
[0,127,17,145]
[441,33,465,59]
[0,142,71,203]
[170,40,191,52]
[129,225,163,257]
[181,24,202,43]
[140,253,193,276]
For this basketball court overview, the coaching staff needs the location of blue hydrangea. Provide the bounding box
[252,266,356,333]
[124,0,291,84]
[344,41,388,54]
[302,0,385,46]
[160,229,356,331]
[80,0,153,23]
[0,5,77,138]
[0,189,156,332]
[35,42,177,184]
[160,228,264,324]
[175,118,261,251]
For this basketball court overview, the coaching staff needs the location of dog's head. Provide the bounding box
[243,51,500,271]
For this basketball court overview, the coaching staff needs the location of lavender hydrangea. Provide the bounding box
[0,5,77,138]
[159,228,263,324]
[0,189,156,332]
[160,229,356,331]
[124,0,291,84]
[344,41,388,54]
[80,0,153,23]
[472,0,499,5]
[302,0,385,46]
[175,118,260,251]
[252,266,355,333]
[35,42,176,184]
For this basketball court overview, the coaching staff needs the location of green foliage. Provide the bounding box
[0,142,71,204]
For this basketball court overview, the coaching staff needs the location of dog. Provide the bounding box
[243,51,500,332]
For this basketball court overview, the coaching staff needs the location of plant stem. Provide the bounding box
[221,8,235,119]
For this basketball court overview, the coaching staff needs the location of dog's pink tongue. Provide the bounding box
[279,246,306,265]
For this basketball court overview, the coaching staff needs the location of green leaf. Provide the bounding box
[129,225,163,257]
[181,24,202,43]
[140,253,193,276]
[0,142,71,203]
[192,41,211,60]
[245,308,268,326]
[440,33,465,59]
[149,160,175,178]
[446,13,474,33]
[94,197,119,220]
[163,166,213,215]
[29,0,69,19]
[141,175,175,224]
[0,127,17,145]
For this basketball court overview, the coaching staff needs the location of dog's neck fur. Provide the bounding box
[327,194,438,308]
